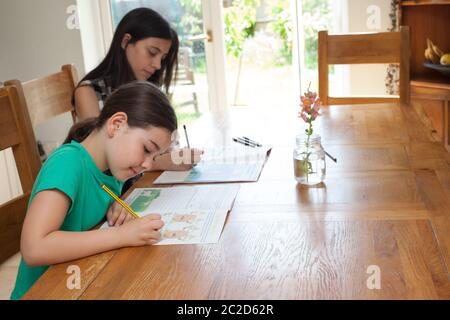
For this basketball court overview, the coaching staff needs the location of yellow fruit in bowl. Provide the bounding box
[441,54,450,66]
[425,39,442,64]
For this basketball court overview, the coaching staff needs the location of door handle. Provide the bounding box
[187,30,213,43]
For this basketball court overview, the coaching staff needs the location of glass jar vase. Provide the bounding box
[293,134,326,185]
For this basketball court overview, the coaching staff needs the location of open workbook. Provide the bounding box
[101,185,240,245]
[154,145,272,184]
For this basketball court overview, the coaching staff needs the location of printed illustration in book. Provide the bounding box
[101,185,240,245]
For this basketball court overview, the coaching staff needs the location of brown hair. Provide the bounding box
[65,81,177,144]
[77,7,178,94]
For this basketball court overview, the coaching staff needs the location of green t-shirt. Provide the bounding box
[10,140,123,300]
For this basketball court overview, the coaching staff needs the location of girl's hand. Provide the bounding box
[153,148,204,171]
[117,214,164,247]
[106,201,136,227]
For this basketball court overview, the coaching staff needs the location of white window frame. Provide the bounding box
[77,0,113,74]
[201,0,228,111]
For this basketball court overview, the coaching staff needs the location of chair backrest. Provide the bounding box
[4,64,78,128]
[0,85,41,264]
[318,26,410,105]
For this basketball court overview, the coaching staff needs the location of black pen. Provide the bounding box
[183,125,198,167]
[183,125,191,149]
[242,136,262,147]
[233,138,256,148]
[324,151,337,163]
[236,137,258,147]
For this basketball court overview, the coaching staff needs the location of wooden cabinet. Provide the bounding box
[400,1,450,152]
[410,79,450,151]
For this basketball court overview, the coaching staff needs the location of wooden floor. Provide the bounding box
[21,102,450,299]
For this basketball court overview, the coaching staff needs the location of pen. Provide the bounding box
[237,137,259,147]
[242,136,262,147]
[183,125,198,166]
[101,184,140,219]
[324,151,337,163]
[183,125,191,149]
[233,138,256,148]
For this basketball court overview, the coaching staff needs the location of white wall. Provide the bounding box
[0,0,85,82]
[0,0,86,203]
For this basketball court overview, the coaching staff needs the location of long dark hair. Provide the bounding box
[78,8,179,93]
[65,81,177,144]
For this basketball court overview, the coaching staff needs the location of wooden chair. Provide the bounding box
[4,64,79,128]
[0,85,41,264]
[318,26,410,105]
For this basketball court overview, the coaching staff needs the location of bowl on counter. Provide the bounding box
[423,62,450,78]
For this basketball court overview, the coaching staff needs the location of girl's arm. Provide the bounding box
[21,190,163,267]
[74,86,101,121]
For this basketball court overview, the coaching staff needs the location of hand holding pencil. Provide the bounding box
[116,214,165,247]
[106,201,136,227]
[101,184,164,246]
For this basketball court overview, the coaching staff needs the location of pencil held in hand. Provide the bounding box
[101,184,140,219]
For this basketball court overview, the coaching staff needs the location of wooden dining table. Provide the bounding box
[23,102,450,299]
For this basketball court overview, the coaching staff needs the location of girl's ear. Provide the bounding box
[121,33,132,49]
[107,112,129,138]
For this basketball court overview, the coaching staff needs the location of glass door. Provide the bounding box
[221,0,299,110]
[110,0,227,123]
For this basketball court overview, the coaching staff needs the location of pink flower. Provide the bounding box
[299,86,321,123]
[300,112,308,122]
[302,103,311,113]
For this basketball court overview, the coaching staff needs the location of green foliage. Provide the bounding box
[174,109,202,124]
[269,0,293,66]
[302,0,332,70]
[223,0,259,58]
[178,0,203,36]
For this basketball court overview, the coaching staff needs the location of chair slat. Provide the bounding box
[327,32,401,65]
[5,64,78,128]
[318,27,410,105]
[0,194,30,263]
[0,85,41,264]
[0,95,21,150]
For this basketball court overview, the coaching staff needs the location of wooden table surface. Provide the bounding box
[24,103,450,299]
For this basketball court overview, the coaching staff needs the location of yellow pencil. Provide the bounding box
[101,184,140,219]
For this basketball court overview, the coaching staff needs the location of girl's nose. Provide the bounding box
[152,57,162,70]
[141,156,153,170]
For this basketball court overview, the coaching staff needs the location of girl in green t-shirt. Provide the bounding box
[11,81,177,299]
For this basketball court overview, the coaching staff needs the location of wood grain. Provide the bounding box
[22,102,450,299]
[410,79,450,153]
[79,220,448,300]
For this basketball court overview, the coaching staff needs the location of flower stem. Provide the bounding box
[305,120,313,183]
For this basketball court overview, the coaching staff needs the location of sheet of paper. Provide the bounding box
[101,185,240,245]
[154,145,272,184]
